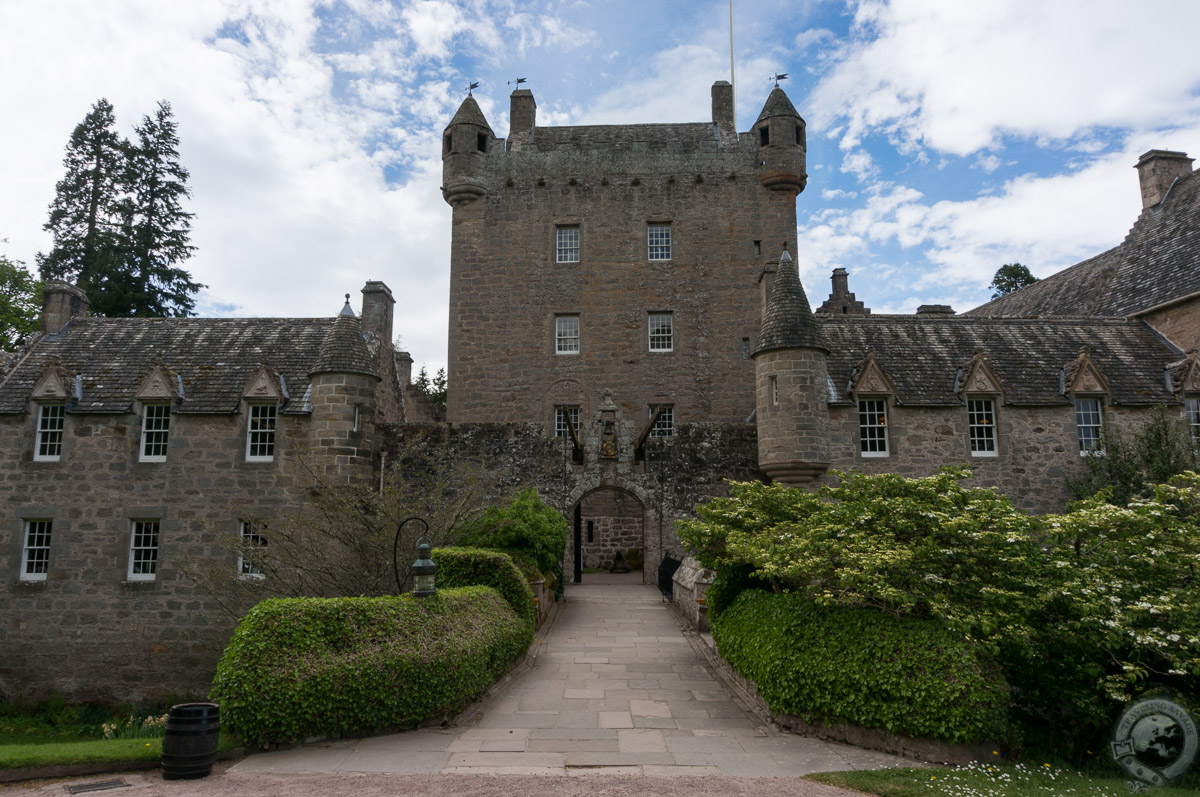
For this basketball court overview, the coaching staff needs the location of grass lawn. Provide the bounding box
[0,733,241,771]
[809,762,1199,797]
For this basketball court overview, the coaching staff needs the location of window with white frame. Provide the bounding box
[555,405,580,438]
[968,398,998,456]
[769,375,779,406]
[1075,397,1103,454]
[649,405,674,438]
[238,519,267,578]
[140,404,170,462]
[127,519,160,581]
[648,224,671,261]
[35,404,65,461]
[246,404,277,461]
[556,226,580,263]
[555,315,580,355]
[20,520,52,581]
[648,313,673,352]
[858,398,889,456]
[1187,398,1200,445]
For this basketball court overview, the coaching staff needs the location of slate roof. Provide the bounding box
[754,86,803,124]
[819,316,1181,406]
[446,95,493,132]
[967,169,1200,318]
[310,313,378,378]
[0,315,370,415]
[755,252,826,355]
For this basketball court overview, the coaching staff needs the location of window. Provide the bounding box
[648,224,671,261]
[555,405,580,438]
[246,404,277,461]
[35,404,65,461]
[968,398,997,457]
[555,315,580,355]
[858,399,888,457]
[238,520,267,579]
[649,405,673,438]
[127,519,160,581]
[1187,398,1200,445]
[20,520,52,581]
[556,226,580,263]
[769,376,779,406]
[140,404,170,462]
[1075,398,1103,454]
[648,313,673,352]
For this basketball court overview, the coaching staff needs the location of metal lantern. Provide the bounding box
[411,541,437,597]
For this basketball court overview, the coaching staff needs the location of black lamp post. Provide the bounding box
[411,541,437,598]
[393,516,431,595]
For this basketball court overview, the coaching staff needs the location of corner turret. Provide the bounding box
[753,86,807,196]
[752,247,830,485]
[441,95,495,206]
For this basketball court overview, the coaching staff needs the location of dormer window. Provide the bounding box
[246,404,277,461]
[35,404,65,461]
[1075,397,1103,454]
[140,404,171,462]
[968,398,998,457]
[858,398,889,457]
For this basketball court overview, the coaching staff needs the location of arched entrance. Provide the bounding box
[567,488,646,583]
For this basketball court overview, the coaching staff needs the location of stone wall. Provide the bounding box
[0,407,325,703]
[1143,296,1200,352]
[824,401,1154,513]
[577,489,643,570]
[445,100,800,431]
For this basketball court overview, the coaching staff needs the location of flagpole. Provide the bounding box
[729,0,736,130]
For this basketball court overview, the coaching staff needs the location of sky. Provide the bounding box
[3,0,1200,375]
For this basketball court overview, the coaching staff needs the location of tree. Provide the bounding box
[0,251,42,352]
[988,262,1039,299]
[118,101,201,316]
[37,99,125,291]
[37,99,202,318]
[413,365,447,411]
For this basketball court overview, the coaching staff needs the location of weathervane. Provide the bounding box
[770,72,789,87]
[465,81,479,95]
[507,77,527,88]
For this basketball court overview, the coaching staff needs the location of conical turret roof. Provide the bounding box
[754,250,827,356]
[754,86,802,125]
[310,312,378,378]
[447,95,493,133]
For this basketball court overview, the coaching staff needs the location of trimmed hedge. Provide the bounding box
[433,546,535,629]
[705,562,760,619]
[210,587,528,746]
[713,590,1011,745]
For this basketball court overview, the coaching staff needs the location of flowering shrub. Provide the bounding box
[679,468,1200,757]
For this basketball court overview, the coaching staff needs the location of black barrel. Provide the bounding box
[161,702,220,780]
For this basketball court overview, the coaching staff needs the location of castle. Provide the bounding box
[2,81,1196,702]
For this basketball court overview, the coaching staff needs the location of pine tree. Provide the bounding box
[120,101,202,316]
[37,99,124,291]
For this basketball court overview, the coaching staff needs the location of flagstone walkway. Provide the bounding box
[228,574,912,777]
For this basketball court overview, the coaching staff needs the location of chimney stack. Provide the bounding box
[711,81,735,133]
[360,281,394,356]
[41,282,88,334]
[1136,149,1193,209]
[509,89,536,148]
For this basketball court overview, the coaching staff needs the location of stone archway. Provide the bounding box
[566,487,646,583]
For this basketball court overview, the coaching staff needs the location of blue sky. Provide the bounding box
[3,0,1200,375]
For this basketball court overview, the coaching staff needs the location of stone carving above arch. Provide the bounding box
[1168,351,1200,395]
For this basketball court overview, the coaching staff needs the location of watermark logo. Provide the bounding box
[1111,697,1196,792]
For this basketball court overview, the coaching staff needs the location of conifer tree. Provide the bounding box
[119,101,202,316]
[37,99,124,292]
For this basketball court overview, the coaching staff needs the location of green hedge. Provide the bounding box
[433,546,535,629]
[210,587,528,746]
[713,590,1011,745]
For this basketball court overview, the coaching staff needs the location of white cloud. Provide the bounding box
[811,0,1200,157]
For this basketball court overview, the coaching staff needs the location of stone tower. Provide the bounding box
[752,247,831,485]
